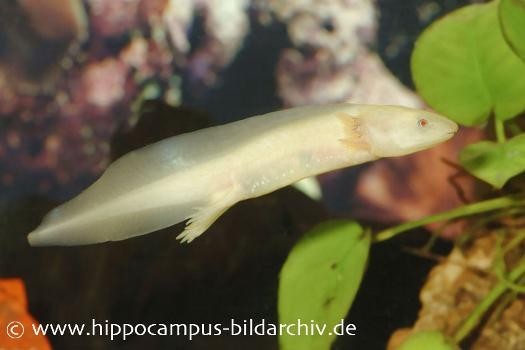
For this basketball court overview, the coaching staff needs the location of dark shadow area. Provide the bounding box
[182,17,291,123]
[376,0,471,87]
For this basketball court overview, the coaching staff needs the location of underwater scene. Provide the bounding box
[1,0,525,349]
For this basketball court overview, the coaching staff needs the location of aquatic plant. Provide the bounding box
[277,1,525,349]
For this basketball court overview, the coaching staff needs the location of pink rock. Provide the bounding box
[80,59,129,110]
[88,0,140,37]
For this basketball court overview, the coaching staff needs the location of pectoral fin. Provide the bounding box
[336,112,371,151]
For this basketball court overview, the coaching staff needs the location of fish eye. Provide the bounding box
[417,118,429,128]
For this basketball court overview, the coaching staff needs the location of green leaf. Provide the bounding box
[278,221,370,350]
[500,0,525,62]
[411,1,525,125]
[459,134,525,188]
[398,331,459,350]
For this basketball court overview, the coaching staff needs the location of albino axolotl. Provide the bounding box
[27,103,458,246]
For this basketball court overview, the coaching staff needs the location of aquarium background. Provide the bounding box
[0,0,477,349]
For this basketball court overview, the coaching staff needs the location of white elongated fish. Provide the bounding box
[27,103,458,246]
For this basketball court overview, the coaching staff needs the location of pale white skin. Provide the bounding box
[27,103,458,246]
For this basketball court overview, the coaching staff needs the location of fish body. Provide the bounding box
[27,103,458,246]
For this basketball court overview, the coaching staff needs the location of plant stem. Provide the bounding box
[495,118,506,143]
[503,228,525,254]
[374,196,524,242]
[453,258,525,343]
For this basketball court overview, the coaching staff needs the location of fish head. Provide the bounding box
[359,105,458,157]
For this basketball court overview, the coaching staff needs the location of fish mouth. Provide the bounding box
[444,131,457,140]
[447,124,459,136]
[437,129,457,144]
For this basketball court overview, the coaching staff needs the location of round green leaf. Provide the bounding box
[278,221,370,350]
[398,331,459,350]
[500,0,525,61]
[412,2,525,125]
[459,134,525,188]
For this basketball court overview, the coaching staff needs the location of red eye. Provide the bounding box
[418,118,428,127]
